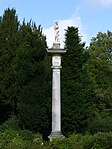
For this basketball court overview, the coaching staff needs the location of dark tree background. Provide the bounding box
[15,21,51,138]
[0,9,19,123]
[61,27,95,135]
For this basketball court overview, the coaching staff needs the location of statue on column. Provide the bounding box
[54,21,60,43]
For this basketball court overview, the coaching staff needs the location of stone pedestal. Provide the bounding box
[47,43,66,140]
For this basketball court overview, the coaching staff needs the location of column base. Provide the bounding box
[48,131,65,140]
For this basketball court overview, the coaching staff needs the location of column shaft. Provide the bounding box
[52,67,61,132]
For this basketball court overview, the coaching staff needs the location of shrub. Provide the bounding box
[1,117,112,149]
[0,129,44,149]
[49,138,73,149]
[0,116,45,149]
[0,115,20,131]
[84,132,112,149]
[48,132,112,149]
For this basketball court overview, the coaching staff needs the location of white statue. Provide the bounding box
[54,21,60,43]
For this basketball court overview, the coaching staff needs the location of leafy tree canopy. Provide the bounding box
[86,31,112,117]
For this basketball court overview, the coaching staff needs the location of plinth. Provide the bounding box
[47,43,66,140]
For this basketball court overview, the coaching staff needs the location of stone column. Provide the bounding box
[48,55,64,139]
[47,21,66,140]
[52,66,61,133]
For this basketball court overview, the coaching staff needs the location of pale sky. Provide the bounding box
[0,0,112,48]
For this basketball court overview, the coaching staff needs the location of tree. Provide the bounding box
[15,21,51,138]
[0,8,19,124]
[61,27,94,135]
[86,31,112,118]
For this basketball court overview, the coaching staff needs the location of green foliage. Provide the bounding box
[0,116,45,149]
[84,132,112,149]
[61,26,94,135]
[0,129,44,149]
[86,31,112,120]
[88,116,112,134]
[0,8,19,123]
[48,132,112,149]
[49,138,73,149]
[1,131,112,149]
[0,8,51,138]
[15,20,51,137]
[0,116,20,131]
[0,117,112,149]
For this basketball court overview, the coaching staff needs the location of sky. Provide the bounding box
[0,0,112,48]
